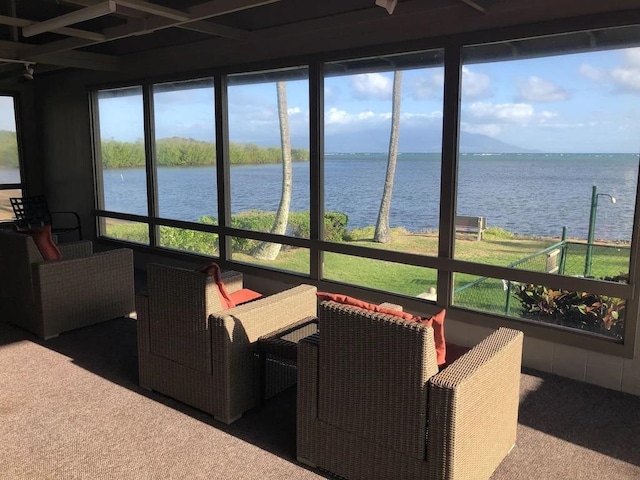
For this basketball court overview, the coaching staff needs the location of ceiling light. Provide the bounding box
[22,1,116,38]
[22,63,34,81]
[376,0,398,14]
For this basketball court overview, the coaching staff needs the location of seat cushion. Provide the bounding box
[197,262,261,308]
[317,292,447,365]
[15,224,62,261]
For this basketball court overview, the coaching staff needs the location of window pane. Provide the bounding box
[230,236,310,275]
[158,226,218,257]
[324,51,443,253]
[323,253,438,298]
[228,67,310,266]
[457,42,639,280]
[153,79,217,222]
[101,217,149,245]
[453,273,625,341]
[97,87,147,216]
[0,96,20,184]
[0,188,21,221]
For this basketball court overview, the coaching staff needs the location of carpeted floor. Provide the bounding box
[1,316,639,480]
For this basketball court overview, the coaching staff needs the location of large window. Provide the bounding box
[227,67,310,274]
[0,95,22,221]
[322,51,444,294]
[153,79,219,256]
[95,86,148,244]
[452,33,640,340]
[90,24,640,349]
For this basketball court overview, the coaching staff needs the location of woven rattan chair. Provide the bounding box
[0,229,135,339]
[137,262,317,424]
[297,300,524,480]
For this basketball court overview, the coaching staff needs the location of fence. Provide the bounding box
[453,237,630,316]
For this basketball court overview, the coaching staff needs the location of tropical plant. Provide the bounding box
[513,280,626,340]
[253,81,292,261]
[374,70,402,243]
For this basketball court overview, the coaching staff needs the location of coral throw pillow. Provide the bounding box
[197,262,262,309]
[15,224,62,261]
[317,291,447,365]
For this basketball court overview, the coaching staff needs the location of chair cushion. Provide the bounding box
[197,262,261,308]
[15,224,62,261]
[317,292,447,365]
[229,288,263,305]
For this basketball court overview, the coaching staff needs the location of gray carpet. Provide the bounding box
[1,317,639,480]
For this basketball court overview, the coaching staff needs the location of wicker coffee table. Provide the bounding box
[257,315,318,404]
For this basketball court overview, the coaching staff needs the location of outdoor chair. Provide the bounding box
[0,229,135,339]
[10,194,82,241]
[137,262,318,424]
[297,300,524,480]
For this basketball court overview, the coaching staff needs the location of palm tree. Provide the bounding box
[253,81,292,260]
[374,70,402,243]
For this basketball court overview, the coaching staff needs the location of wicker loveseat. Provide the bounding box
[297,300,524,480]
[137,262,318,424]
[0,229,135,339]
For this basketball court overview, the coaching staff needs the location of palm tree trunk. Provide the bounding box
[253,81,292,260]
[374,70,402,243]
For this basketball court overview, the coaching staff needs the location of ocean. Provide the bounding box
[3,153,637,241]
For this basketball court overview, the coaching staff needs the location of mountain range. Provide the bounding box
[319,124,535,154]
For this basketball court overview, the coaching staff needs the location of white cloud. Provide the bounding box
[611,66,640,91]
[351,73,393,99]
[467,102,535,123]
[580,63,605,82]
[325,107,379,125]
[517,76,568,102]
[462,67,491,99]
[288,106,302,115]
[460,122,502,137]
[582,47,640,93]
[412,71,443,100]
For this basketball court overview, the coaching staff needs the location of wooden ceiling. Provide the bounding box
[0,0,639,78]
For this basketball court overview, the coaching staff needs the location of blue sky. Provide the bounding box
[91,46,640,154]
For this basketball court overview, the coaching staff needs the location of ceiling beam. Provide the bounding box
[61,0,249,38]
[0,39,119,70]
[113,0,190,22]
[17,0,280,62]
[0,15,105,41]
[22,1,116,38]
[460,0,490,13]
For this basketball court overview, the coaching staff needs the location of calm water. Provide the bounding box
[3,153,637,241]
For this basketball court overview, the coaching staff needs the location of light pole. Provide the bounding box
[584,185,616,277]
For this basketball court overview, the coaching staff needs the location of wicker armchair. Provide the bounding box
[137,262,317,424]
[297,300,524,480]
[0,229,135,339]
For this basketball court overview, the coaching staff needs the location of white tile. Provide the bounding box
[585,351,623,391]
[522,336,554,373]
[552,344,587,382]
[622,358,640,396]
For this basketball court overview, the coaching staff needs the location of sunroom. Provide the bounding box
[0,0,640,477]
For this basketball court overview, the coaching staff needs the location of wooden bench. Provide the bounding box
[455,215,487,241]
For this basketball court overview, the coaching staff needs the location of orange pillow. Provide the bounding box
[413,308,447,366]
[316,292,416,321]
[229,288,263,305]
[317,291,447,365]
[15,224,62,261]
[197,262,262,309]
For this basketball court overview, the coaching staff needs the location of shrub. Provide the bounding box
[512,278,626,340]
[484,226,516,240]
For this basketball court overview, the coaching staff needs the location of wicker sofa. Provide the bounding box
[297,300,524,480]
[0,229,135,339]
[137,262,318,424]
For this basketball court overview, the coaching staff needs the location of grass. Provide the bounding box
[105,222,629,296]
